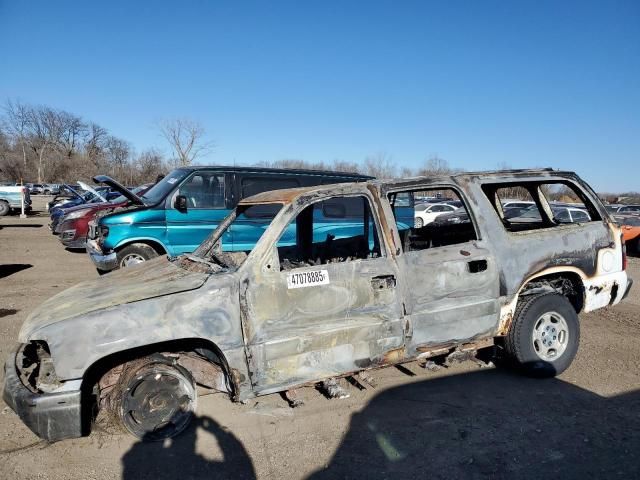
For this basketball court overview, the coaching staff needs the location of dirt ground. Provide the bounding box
[1,196,639,479]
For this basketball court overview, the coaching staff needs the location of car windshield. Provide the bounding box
[191,203,284,268]
[140,169,191,204]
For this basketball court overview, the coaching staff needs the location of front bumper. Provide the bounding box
[86,238,118,271]
[2,350,82,442]
[60,230,86,249]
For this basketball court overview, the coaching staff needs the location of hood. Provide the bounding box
[56,184,83,201]
[93,175,145,206]
[19,256,210,341]
[78,181,108,203]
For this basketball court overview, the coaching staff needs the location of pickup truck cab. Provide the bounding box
[0,185,31,216]
[85,166,374,273]
[3,169,631,442]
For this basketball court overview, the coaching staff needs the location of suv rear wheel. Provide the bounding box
[505,293,580,377]
[116,243,159,268]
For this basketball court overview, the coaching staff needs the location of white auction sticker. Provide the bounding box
[287,269,330,289]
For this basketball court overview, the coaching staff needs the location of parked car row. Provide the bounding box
[414,198,594,229]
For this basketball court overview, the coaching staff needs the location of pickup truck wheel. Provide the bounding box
[117,243,159,268]
[0,201,10,216]
[505,293,579,377]
[116,359,197,441]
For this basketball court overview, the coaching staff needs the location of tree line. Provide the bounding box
[0,98,462,187]
[0,100,214,185]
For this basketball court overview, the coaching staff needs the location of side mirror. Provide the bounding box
[175,195,188,211]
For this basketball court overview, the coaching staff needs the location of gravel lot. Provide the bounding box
[1,196,639,479]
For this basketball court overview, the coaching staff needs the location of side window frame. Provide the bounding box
[270,193,389,271]
[384,184,482,252]
[481,179,602,234]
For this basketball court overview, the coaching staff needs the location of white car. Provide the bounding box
[414,202,458,228]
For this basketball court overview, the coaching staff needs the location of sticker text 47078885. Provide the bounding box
[286,269,330,289]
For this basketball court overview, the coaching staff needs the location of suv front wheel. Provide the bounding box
[505,292,580,377]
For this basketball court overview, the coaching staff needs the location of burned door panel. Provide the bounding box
[241,193,405,394]
[399,242,500,354]
[243,257,404,394]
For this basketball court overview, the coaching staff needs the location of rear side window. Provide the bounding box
[482,181,601,232]
[241,177,300,198]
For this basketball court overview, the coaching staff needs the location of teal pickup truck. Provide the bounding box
[0,185,31,216]
[86,166,384,273]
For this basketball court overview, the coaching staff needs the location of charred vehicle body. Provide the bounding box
[3,169,632,442]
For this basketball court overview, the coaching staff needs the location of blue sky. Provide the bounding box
[1,1,638,192]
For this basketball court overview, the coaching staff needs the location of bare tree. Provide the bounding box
[105,136,131,179]
[136,148,166,183]
[85,123,109,169]
[3,99,31,171]
[26,105,66,182]
[57,111,87,158]
[158,118,212,166]
[363,152,396,178]
[331,159,360,173]
[417,155,452,176]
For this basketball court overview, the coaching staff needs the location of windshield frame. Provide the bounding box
[192,202,286,261]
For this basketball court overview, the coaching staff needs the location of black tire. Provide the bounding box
[113,357,197,441]
[0,201,9,216]
[116,243,159,268]
[415,217,424,228]
[505,293,580,377]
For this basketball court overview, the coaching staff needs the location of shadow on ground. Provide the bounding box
[310,369,640,479]
[121,415,256,480]
[0,264,33,279]
[0,224,42,229]
[118,368,640,479]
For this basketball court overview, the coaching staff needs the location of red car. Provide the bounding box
[57,185,152,249]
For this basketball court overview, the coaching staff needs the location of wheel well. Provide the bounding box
[116,239,166,255]
[519,272,584,313]
[80,338,234,434]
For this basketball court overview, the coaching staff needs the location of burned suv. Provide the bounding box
[3,169,632,442]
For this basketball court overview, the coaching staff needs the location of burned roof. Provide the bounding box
[239,168,580,205]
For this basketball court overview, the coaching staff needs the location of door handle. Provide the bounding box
[371,275,396,290]
[468,259,488,273]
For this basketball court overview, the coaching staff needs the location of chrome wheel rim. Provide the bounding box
[532,311,569,361]
[120,253,146,267]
